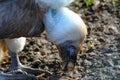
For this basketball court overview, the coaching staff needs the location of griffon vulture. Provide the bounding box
[0,0,87,79]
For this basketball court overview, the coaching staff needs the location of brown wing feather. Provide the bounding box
[0,40,9,63]
[0,0,46,39]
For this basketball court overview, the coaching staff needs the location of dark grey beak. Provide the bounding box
[57,42,77,72]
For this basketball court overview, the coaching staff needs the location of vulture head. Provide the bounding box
[44,7,87,72]
[36,0,74,9]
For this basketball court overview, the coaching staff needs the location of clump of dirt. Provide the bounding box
[0,0,120,80]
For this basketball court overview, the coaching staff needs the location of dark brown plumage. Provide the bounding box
[0,0,46,39]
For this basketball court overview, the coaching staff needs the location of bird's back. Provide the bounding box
[0,0,45,39]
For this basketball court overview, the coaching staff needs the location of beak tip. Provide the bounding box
[67,62,75,71]
[63,62,75,72]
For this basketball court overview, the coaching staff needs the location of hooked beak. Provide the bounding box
[57,42,77,72]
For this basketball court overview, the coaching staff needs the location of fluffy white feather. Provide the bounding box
[44,7,87,45]
[36,0,74,9]
[5,37,26,53]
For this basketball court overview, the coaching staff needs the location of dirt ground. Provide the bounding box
[0,0,120,80]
